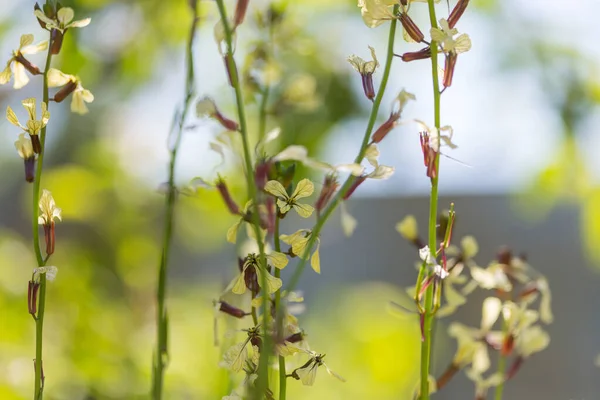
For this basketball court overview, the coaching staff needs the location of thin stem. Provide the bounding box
[494,319,510,400]
[419,1,441,399]
[273,216,286,400]
[214,1,270,397]
[258,87,270,142]
[33,33,54,400]
[284,7,398,293]
[152,3,199,399]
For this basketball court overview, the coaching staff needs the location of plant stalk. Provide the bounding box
[33,32,54,400]
[214,1,270,397]
[419,1,441,399]
[152,2,199,398]
[284,6,399,293]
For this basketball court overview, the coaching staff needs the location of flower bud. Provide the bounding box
[34,3,47,29]
[371,115,397,144]
[43,222,56,256]
[443,53,458,88]
[448,0,470,29]
[255,160,272,191]
[24,158,35,183]
[218,301,248,318]
[28,280,40,315]
[401,47,431,62]
[53,79,78,103]
[50,29,64,55]
[420,132,437,181]
[13,54,41,76]
[343,176,367,200]
[234,0,250,27]
[216,178,240,215]
[244,265,260,296]
[496,247,512,265]
[285,332,304,343]
[30,134,42,155]
[399,13,424,42]
[315,175,338,212]
[361,73,375,100]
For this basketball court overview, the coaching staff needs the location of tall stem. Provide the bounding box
[420,1,441,399]
[33,33,54,400]
[273,216,286,400]
[494,318,510,399]
[214,1,270,397]
[152,3,199,398]
[284,7,398,293]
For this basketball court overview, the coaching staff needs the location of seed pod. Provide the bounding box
[448,0,470,29]
[443,53,458,88]
[399,13,424,42]
[401,47,431,62]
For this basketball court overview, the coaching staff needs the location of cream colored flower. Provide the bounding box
[430,18,472,54]
[291,350,345,386]
[448,297,502,373]
[220,341,248,372]
[396,215,418,241]
[6,98,50,137]
[347,46,379,75]
[0,34,48,89]
[265,179,314,218]
[229,252,284,295]
[14,133,34,159]
[34,7,91,32]
[358,0,397,28]
[47,69,94,114]
[515,325,549,358]
[273,145,364,176]
[340,202,357,237]
[38,189,62,225]
[363,143,395,179]
[469,262,512,292]
[280,229,321,274]
[415,120,457,152]
[465,369,504,398]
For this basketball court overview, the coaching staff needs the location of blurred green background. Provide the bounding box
[1,0,600,399]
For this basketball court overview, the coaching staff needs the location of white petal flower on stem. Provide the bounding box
[415,120,457,152]
[264,179,314,218]
[34,7,91,32]
[38,189,62,225]
[280,229,321,274]
[515,325,550,358]
[347,46,379,75]
[430,18,472,54]
[0,34,48,89]
[14,133,34,159]
[358,0,397,28]
[47,69,94,114]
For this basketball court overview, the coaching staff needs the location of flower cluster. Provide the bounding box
[395,210,553,396]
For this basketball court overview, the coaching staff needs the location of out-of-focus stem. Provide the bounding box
[284,6,399,293]
[33,32,53,400]
[419,1,441,398]
[152,2,199,398]
[214,1,270,397]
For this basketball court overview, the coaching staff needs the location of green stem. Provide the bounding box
[284,7,398,293]
[152,3,199,399]
[420,1,441,399]
[258,87,270,141]
[273,216,286,400]
[214,1,270,397]
[33,32,54,400]
[494,320,510,400]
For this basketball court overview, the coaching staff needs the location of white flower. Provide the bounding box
[358,0,397,28]
[264,179,315,218]
[34,7,91,32]
[347,46,379,75]
[47,69,94,114]
[415,120,457,152]
[38,189,62,225]
[430,18,472,54]
[14,133,34,159]
[291,350,345,386]
[273,145,364,176]
[0,34,48,89]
